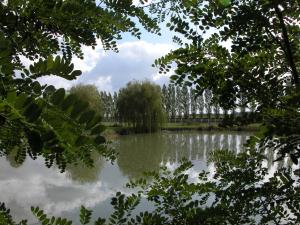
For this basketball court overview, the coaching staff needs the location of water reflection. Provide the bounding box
[0,131,252,223]
[65,151,104,183]
[116,134,168,178]
[6,147,23,168]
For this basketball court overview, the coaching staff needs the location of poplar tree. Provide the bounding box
[190,89,197,119]
[204,89,212,124]
[196,93,205,120]
[168,84,176,121]
[181,85,190,119]
[175,86,183,120]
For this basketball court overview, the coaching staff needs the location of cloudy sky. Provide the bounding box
[38,23,177,93]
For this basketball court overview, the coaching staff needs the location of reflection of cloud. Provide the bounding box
[0,158,115,223]
[0,132,252,223]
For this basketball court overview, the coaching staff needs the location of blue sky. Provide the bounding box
[39,19,177,93]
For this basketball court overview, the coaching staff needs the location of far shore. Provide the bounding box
[102,122,260,138]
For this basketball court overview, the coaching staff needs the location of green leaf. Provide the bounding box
[26,129,43,153]
[51,88,65,105]
[79,110,96,124]
[70,70,82,78]
[94,135,106,145]
[23,103,42,122]
[91,125,106,135]
[219,0,231,6]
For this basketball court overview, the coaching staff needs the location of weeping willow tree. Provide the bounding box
[117,81,165,133]
[70,84,103,116]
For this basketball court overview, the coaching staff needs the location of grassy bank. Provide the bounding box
[162,122,261,131]
[102,122,261,137]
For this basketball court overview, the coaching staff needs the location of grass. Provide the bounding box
[102,121,261,136]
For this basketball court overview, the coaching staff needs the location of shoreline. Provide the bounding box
[103,123,260,138]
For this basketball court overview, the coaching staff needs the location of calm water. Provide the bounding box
[0,131,251,224]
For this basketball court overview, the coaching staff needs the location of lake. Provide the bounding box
[0,131,252,224]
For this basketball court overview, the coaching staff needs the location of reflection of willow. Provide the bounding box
[117,134,167,179]
[65,151,104,183]
[5,147,23,168]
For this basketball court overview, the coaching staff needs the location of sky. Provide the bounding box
[38,20,177,93]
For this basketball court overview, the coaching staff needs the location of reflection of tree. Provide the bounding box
[117,134,167,179]
[223,134,229,150]
[265,147,275,170]
[65,151,104,183]
[117,132,251,178]
[5,147,23,168]
[229,135,237,153]
[214,134,221,151]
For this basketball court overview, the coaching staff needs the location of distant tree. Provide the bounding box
[175,86,183,119]
[190,89,197,119]
[70,84,102,115]
[196,92,205,120]
[112,92,119,122]
[181,85,190,119]
[107,92,113,121]
[100,91,113,121]
[249,101,256,113]
[117,81,165,133]
[162,84,171,120]
[168,84,176,121]
[231,107,236,118]
[204,89,212,124]
[239,94,247,116]
[213,101,221,122]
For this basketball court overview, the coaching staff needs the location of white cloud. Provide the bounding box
[35,40,175,92]
[72,40,105,73]
[91,76,113,93]
[80,40,175,91]
[38,76,77,89]
[152,68,175,86]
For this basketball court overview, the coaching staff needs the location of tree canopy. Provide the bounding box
[152,0,300,163]
[153,0,299,108]
[0,0,160,170]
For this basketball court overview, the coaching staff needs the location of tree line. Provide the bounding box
[99,83,256,123]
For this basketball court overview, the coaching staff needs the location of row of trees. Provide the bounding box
[99,83,255,122]
[70,81,164,132]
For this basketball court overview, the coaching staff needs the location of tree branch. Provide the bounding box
[274,5,299,86]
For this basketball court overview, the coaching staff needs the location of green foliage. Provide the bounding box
[151,0,300,162]
[117,81,165,133]
[0,202,27,225]
[70,84,103,116]
[153,1,299,108]
[0,0,160,169]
